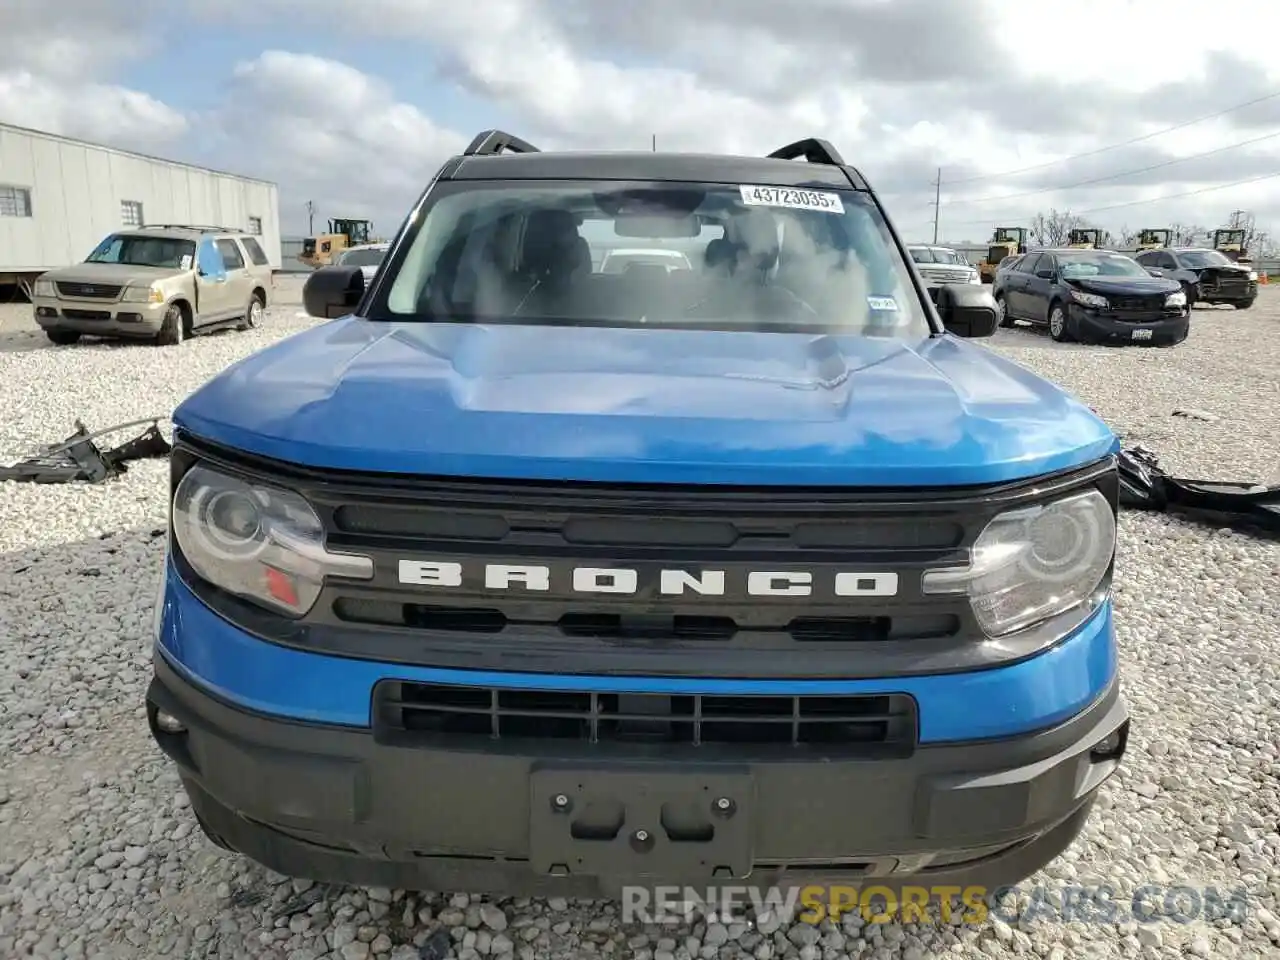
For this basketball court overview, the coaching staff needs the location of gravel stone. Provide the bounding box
[2,281,1279,960]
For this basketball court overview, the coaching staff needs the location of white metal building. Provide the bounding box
[0,121,281,284]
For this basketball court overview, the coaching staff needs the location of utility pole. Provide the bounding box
[652,134,656,152]
[931,168,942,243]
[305,200,316,235]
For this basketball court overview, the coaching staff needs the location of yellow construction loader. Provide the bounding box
[1067,229,1102,249]
[977,226,1028,283]
[1135,229,1172,250]
[1212,229,1250,264]
[298,218,381,269]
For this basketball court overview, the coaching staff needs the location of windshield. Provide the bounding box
[341,247,386,267]
[86,234,197,269]
[1178,250,1232,268]
[377,181,931,337]
[1057,251,1149,279]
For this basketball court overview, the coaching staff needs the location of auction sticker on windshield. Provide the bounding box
[739,185,844,214]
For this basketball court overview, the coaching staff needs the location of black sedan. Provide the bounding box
[1132,247,1258,309]
[992,248,1188,345]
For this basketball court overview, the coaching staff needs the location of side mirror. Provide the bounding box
[1146,268,1164,278]
[936,283,998,338]
[1035,269,1055,280]
[303,266,366,319]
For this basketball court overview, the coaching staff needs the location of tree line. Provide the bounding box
[1023,209,1269,254]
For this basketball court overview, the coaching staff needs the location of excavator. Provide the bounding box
[298,218,382,269]
[1135,229,1172,251]
[1067,228,1103,249]
[1212,229,1250,264]
[978,226,1028,283]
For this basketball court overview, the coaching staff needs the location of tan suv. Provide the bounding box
[30,225,273,346]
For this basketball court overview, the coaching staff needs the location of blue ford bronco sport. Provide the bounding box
[148,131,1130,899]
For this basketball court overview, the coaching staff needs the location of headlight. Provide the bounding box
[967,271,980,284]
[172,464,373,617]
[122,284,163,304]
[921,489,1115,637]
[1247,270,1258,281]
[34,280,56,298]
[1069,289,1109,309]
[1164,291,1186,307]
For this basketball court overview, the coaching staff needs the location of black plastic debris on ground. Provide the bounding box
[418,929,453,960]
[1118,446,1279,540]
[0,417,171,484]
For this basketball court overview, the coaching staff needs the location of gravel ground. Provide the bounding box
[1,280,1278,960]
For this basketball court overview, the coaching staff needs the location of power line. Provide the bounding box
[939,170,1280,229]
[942,129,1280,207]
[944,88,1280,186]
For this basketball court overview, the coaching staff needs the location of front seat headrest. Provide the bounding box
[521,210,583,277]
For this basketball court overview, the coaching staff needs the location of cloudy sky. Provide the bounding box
[3,0,1278,245]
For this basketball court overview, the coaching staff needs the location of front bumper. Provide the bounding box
[1067,304,1189,345]
[1196,280,1257,305]
[149,615,1129,897]
[32,297,168,336]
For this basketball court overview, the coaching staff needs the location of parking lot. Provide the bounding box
[1,280,1278,960]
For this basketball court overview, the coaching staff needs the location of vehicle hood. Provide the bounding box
[1064,275,1179,296]
[1188,263,1252,275]
[173,319,1118,486]
[39,263,183,285]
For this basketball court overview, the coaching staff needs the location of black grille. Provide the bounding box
[56,282,122,299]
[1109,295,1165,313]
[374,680,917,753]
[169,436,1119,680]
[331,598,957,644]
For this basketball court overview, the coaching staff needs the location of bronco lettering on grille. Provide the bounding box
[397,561,900,597]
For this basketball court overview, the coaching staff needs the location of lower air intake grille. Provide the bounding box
[374,681,917,756]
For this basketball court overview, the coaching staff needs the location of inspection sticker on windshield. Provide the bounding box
[867,296,898,311]
[739,185,844,214]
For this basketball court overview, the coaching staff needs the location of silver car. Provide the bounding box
[907,245,981,288]
[337,242,390,284]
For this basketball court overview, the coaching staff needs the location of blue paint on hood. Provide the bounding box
[173,318,1118,486]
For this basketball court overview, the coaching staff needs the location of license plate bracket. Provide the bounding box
[1131,328,1153,340]
[529,765,755,880]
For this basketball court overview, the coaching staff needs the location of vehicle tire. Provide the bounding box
[45,329,81,346]
[994,293,1014,328]
[1048,302,1074,342]
[155,303,185,346]
[237,292,265,331]
[1181,282,1197,311]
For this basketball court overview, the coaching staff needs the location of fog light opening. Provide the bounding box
[154,709,186,734]
[1089,719,1129,761]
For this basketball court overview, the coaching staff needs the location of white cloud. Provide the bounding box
[0,71,188,152]
[212,50,467,229]
[2,0,1279,245]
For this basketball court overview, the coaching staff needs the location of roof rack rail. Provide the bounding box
[766,138,845,167]
[141,223,239,233]
[463,130,540,156]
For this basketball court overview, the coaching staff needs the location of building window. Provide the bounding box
[248,216,262,235]
[0,185,33,218]
[121,200,144,226]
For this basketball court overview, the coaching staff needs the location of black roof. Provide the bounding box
[442,130,870,190]
[1034,247,1126,255]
